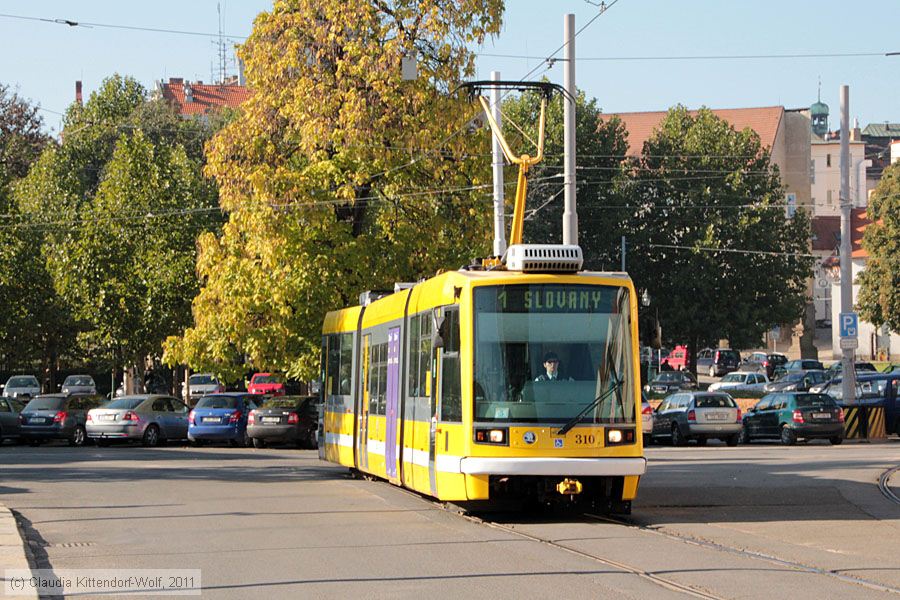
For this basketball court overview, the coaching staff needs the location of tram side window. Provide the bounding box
[407,315,420,396]
[368,342,388,416]
[440,309,461,422]
[367,340,379,414]
[339,333,352,395]
[327,334,341,396]
[416,314,432,398]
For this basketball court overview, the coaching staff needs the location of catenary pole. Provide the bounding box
[490,71,506,257]
[562,13,577,246]
[839,85,857,410]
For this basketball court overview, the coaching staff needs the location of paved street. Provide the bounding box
[1,441,898,599]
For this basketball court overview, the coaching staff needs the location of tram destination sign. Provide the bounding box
[476,284,624,314]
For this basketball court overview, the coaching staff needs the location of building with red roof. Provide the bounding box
[155,76,250,118]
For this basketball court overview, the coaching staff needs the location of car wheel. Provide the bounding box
[69,425,87,447]
[142,425,160,447]
[252,438,266,449]
[829,436,843,445]
[243,430,252,448]
[726,433,740,447]
[708,366,716,378]
[642,433,652,447]
[780,425,797,446]
[307,430,318,449]
[739,425,751,445]
[671,424,687,447]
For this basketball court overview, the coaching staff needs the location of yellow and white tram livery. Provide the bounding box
[320,248,646,512]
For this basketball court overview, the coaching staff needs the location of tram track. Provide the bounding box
[878,465,900,506]
[461,511,728,600]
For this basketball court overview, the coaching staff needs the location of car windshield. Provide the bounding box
[64,376,94,386]
[196,396,239,409]
[794,394,836,408]
[24,396,65,411]
[695,395,736,408]
[7,376,38,387]
[473,284,635,424]
[721,373,744,383]
[189,375,217,385]
[105,398,144,410]
[252,375,281,384]
[654,372,682,383]
[777,373,805,383]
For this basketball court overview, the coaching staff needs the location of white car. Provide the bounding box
[182,373,225,405]
[2,375,41,399]
[641,397,654,445]
[708,371,769,393]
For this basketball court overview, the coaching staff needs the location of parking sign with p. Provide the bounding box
[839,312,858,338]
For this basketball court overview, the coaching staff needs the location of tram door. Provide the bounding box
[406,311,435,495]
[384,327,401,482]
[357,335,370,472]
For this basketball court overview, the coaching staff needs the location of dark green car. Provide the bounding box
[740,392,844,445]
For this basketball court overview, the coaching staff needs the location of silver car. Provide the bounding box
[61,374,97,395]
[708,371,769,393]
[3,375,41,399]
[182,373,225,406]
[651,391,742,446]
[86,395,190,446]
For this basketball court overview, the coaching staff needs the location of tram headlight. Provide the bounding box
[606,428,635,446]
[474,427,508,445]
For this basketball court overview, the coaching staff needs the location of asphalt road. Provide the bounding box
[1,440,898,599]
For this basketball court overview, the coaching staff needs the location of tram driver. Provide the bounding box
[534,352,573,382]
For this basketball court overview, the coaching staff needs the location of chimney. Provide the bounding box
[183,80,193,103]
[75,80,83,106]
[851,117,861,142]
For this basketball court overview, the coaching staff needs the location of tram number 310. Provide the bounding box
[574,433,598,446]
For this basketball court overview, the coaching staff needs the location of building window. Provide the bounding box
[827,190,833,206]
[826,154,831,167]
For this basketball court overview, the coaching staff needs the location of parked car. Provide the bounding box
[708,371,769,393]
[813,373,900,436]
[738,352,787,378]
[696,348,741,377]
[0,396,25,444]
[20,394,104,446]
[763,369,829,393]
[641,395,654,446]
[824,361,878,381]
[775,359,825,377]
[247,395,319,449]
[661,345,689,371]
[182,373,225,406]
[651,391,741,446]
[2,375,40,400]
[247,373,286,397]
[61,375,97,396]
[86,394,190,446]
[188,393,263,447]
[740,392,844,445]
[645,370,697,396]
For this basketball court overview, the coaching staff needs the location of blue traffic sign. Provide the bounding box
[839,312,858,338]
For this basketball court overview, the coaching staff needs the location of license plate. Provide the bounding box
[33,418,49,424]
[262,417,281,424]
[652,386,666,393]
[706,413,728,421]
[101,415,116,421]
[202,417,222,423]
[812,412,830,419]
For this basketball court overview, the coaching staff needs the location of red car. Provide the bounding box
[247,373,286,396]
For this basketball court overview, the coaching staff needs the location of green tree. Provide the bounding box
[499,85,629,269]
[15,75,221,378]
[165,0,504,381]
[622,107,813,373]
[0,83,69,377]
[857,162,900,333]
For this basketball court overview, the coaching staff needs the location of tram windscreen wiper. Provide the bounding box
[556,376,624,436]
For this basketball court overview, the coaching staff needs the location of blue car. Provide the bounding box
[188,393,264,447]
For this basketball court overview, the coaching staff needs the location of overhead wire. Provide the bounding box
[0,12,247,40]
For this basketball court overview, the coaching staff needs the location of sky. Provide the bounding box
[1,1,898,135]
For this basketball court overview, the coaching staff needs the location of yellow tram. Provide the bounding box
[318,81,645,511]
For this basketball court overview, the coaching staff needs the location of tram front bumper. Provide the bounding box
[458,456,647,476]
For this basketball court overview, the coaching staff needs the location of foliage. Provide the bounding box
[0,83,66,372]
[621,107,813,373]
[15,75,221,371]
[857,162,900,333]
[165,0,504,381]
[499,84,629,268]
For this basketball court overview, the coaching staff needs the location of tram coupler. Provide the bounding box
[556,478,583,496]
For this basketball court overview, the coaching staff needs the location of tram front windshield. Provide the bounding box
[473,284,635,424]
